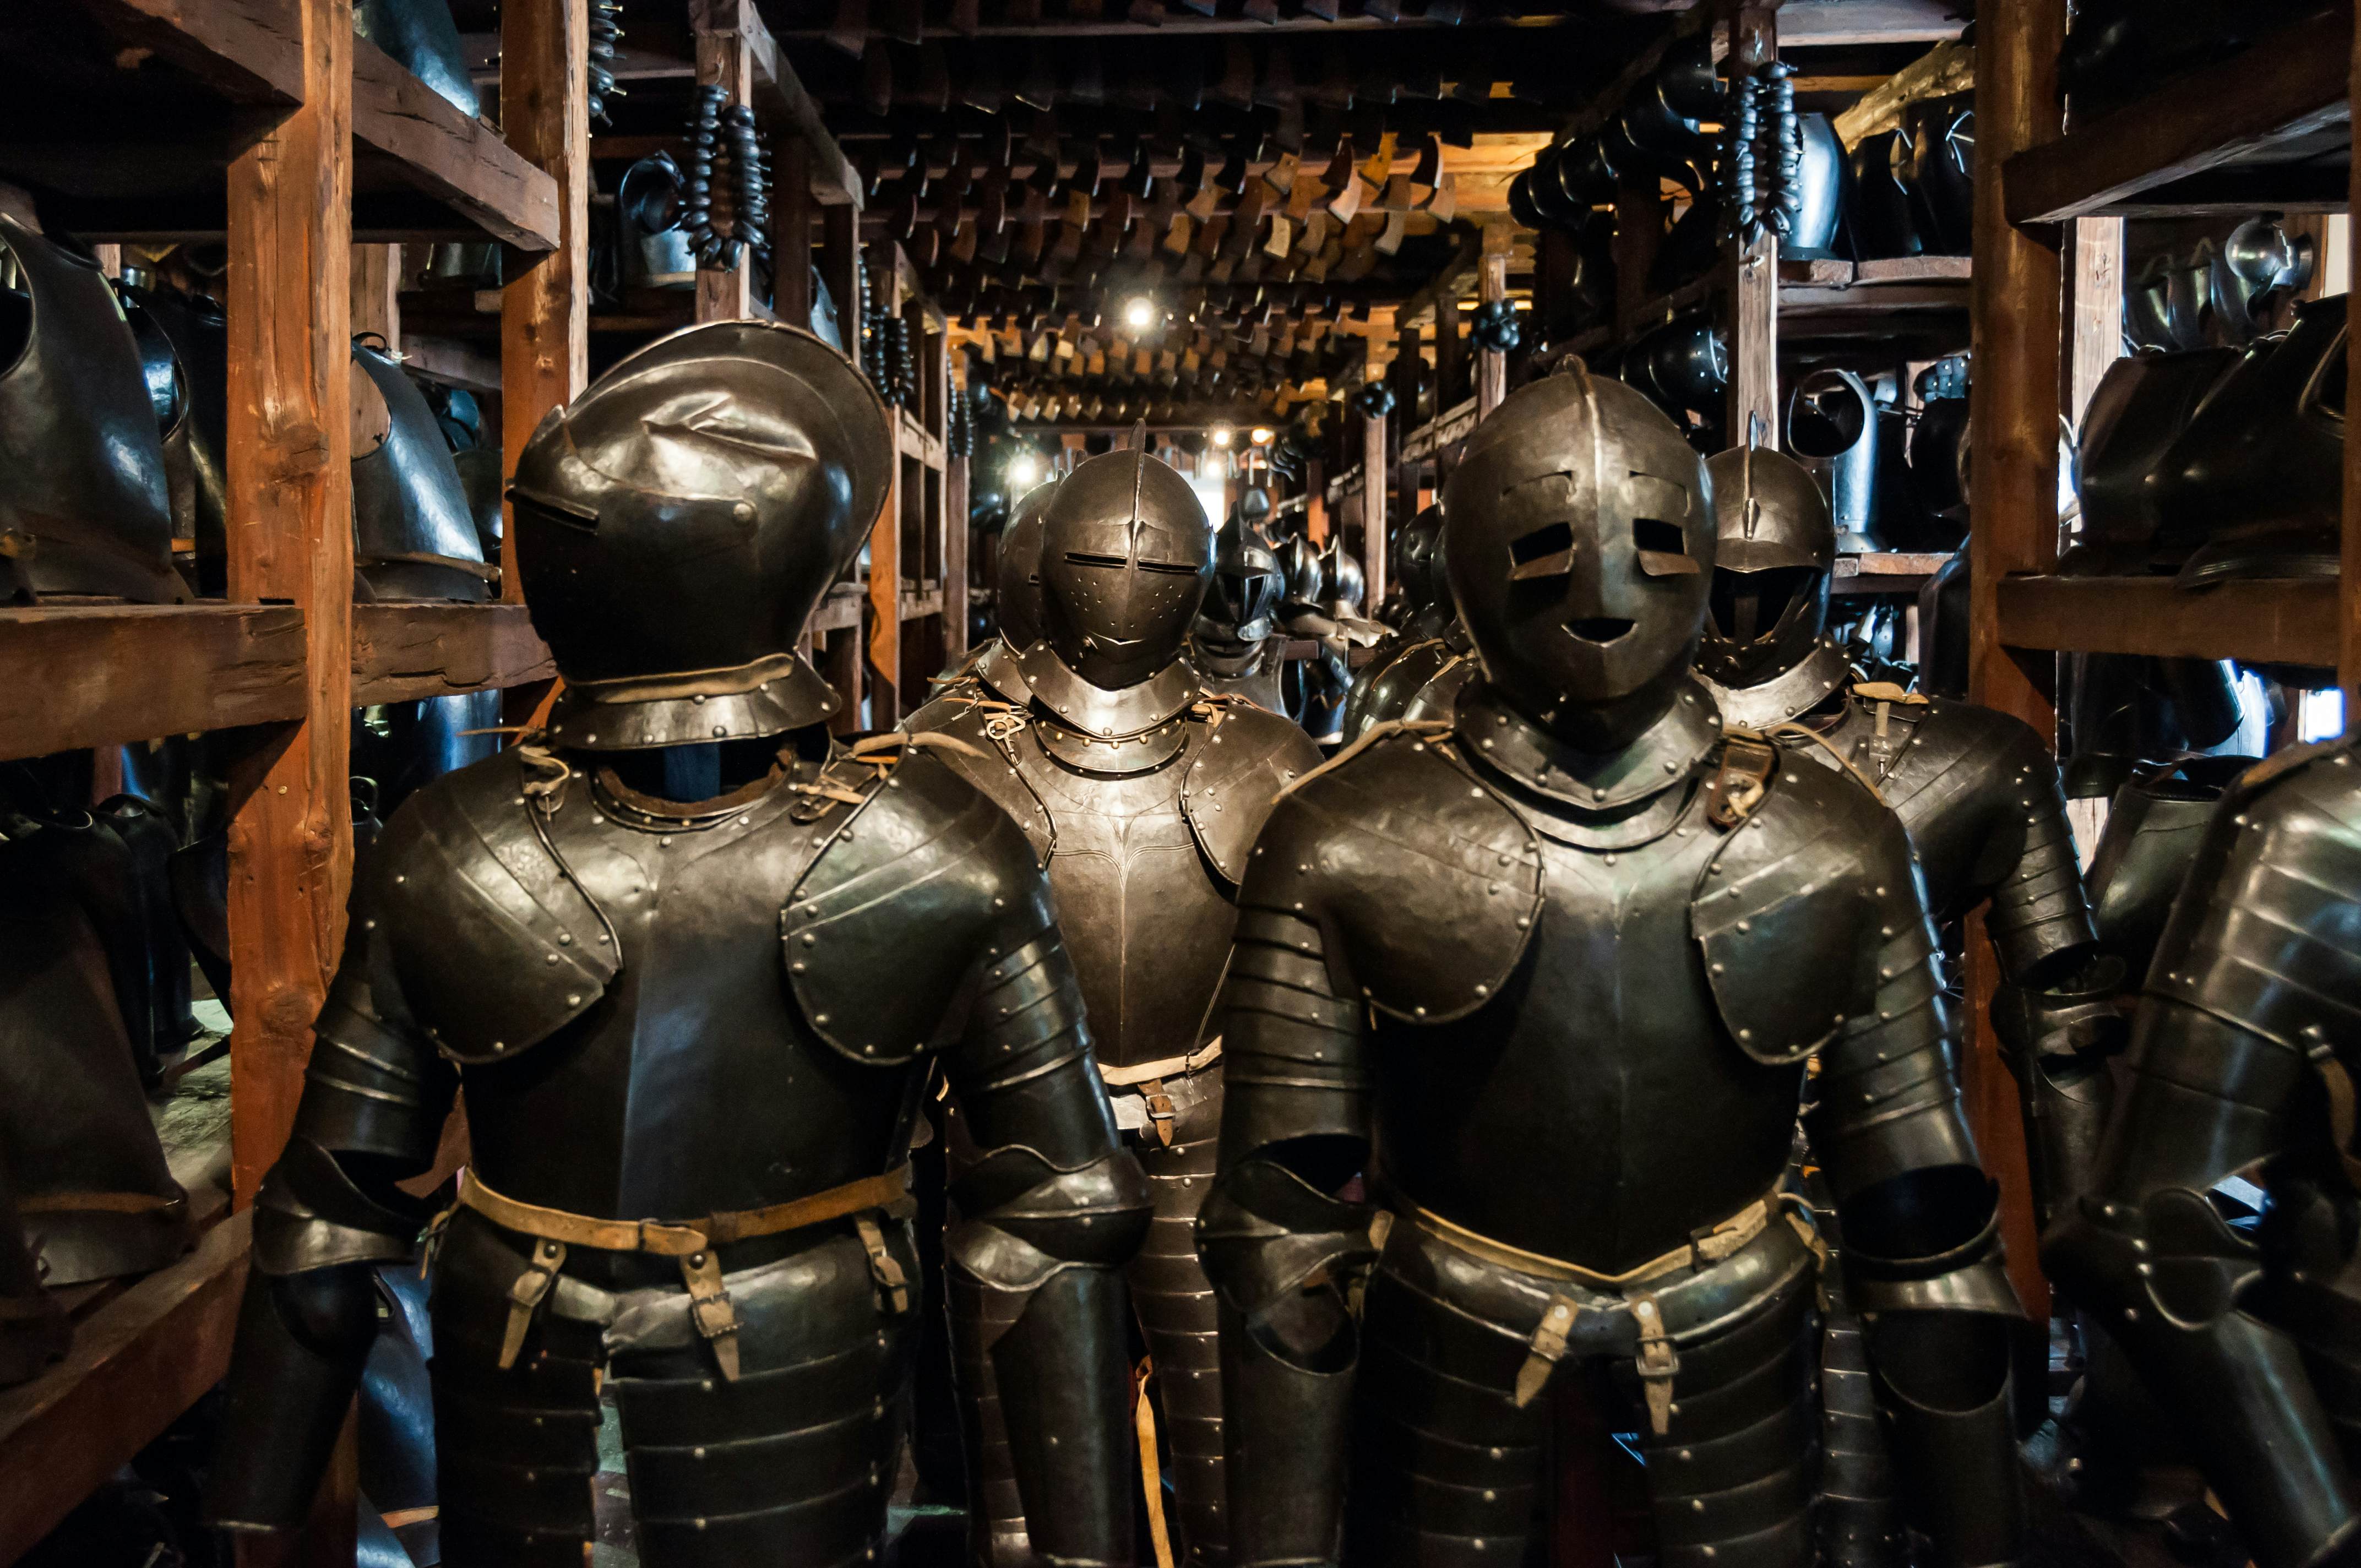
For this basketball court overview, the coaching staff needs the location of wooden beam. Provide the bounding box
[222,0,352,1210]
[401,332,502,395]
[2345,0,2361,707]
[692,0,864,208]
[2063,217,2123,427]
[352,603,557,706]
[349,242,400,346]
[1361,406,1387,609]
[2003,6,2353,225]
[775,135,816,330]
[67,0,305,105]
[694,12,757,324]
[0,1213,251,1565]
[1476,225,1509,420]
[352,34,559,251]
[501,0,592,611]
[1966,0,2067,1320]
[2000,576,2337,667]
[1725,3,1778,450]
[0,607,305,761]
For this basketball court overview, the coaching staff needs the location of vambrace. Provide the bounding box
[208,1137,426,1532]
[1842,1177,2032,1568]
[1989,947,2128,1232]
[1196,1159,1379,1568]
[1214,906,1370,1161]
[947,1146,1152,1568]
[1975,753,2100,981]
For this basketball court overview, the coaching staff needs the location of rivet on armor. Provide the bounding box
[363,918,377,930]
[1475,984,1489,997]
[1516,917,1530,930]
[817,1012,830,1023]
[546,953,560,966]
[493,1041,506,1051]
[394,874,406,884]
[1415,1006,1428,1017]
[558,933,572,945]
[692,693,706,705]
[586,734,599,744]
[1711,963,1724,974]
[1738,1028,1752,1041]
[1604,854,1618,866]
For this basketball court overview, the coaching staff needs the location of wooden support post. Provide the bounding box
[945,451,970,665]
[1432,292,1467,413]
[695,15,755,324]
[349,243,400,347]
[866,242,903,725]
[1477,226,1510,420]
[2342,3,2361,706]
[2064,217,2124,427]
[823,200,862,360]
[776,136,815,331]
[501,0,590,606]
[1968,0,2069,1319]
[222,0,353,1212]
[1361,407,1388,609]
[1726,3,1779,449]
[1611,176,1664,344]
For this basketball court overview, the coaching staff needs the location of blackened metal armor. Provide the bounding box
[1191,532,1291,715]
[910,448,1322,1568]
[2046,736,2361,1568]
[351,339,496,602]
[1695,441,2122,1233]
[961,478,1055,707]
[208,322,1152,1568]
[0,216,185,603]
[1343,508,1471,742]
[1199,372,2030,1568]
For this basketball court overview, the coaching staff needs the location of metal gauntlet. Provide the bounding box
[1195,1159,1379,1568]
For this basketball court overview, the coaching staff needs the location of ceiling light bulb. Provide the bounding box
[1211,427,1233,448]
[1124,297,1156,329]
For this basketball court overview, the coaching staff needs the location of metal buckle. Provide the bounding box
[499,1238,567,1370]
[1141,1078,1177,1148]
[856,1214,911,1316]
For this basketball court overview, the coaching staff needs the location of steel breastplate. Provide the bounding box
[351,340,492,602]
[0,217,182,602]
[1700,638,1851,730]
[1011,726,1235,1071]
[454,766,924,1259]
[2087,766,2234,976]
[1368,782,1803,1276]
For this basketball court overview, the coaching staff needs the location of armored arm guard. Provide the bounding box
[1964,709,2127,1229]
[2042,743,2361,1568]
[938,813,1153,1568]
[1804,825,2030,1568]
[1197,791,1379,1568]
[209,850,458,1532]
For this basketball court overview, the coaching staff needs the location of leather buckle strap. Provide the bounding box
[1097,1038,1223,1087]
[499,1238,567,1371]
[680,1249,743,1381]
[1393,1186,1776,1291]
[855,1214,911,1315]
[1704,737,1777,829]
[1631,1293,1680,1436]
[1513,1295,1580,1409]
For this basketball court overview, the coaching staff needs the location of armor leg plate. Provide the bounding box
[1129,1080,1229,1568]
[608,1221,921,1568]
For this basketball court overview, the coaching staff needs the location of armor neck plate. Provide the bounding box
[974,639,1034,705]
[1190,635,1265,678]
[1454,679,1722,812]
[1699,638,1851,730]
[587,756,801,833]
[1031,710,1192,776]
[546,652,840,750]
[1015,642,1198,739]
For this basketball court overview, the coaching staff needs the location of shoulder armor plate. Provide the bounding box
[903,691,1054,863]
[1276,729,1543,1022]
[782,749,1054,1066]
[1183,703,1324,885]
[376,754,618,1065]
[1691,754,1898,1064]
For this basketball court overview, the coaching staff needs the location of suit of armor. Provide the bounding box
[206,324,1151,1568]
[1191,533,1292,716]
[2047,736,2361,1568]
[1200,373,2029,1568]
[1343,508,1473,742]
[911,449,1321,1568]
[1695,445,2121,1232]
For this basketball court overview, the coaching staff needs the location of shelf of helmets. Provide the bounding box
[1985,1,2357,683]
[7,0,559,252]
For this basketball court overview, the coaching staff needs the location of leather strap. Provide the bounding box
[1136,1360,1178,1568]
[1097,1038,1223,1087]
[1396,1186,1776,1291]
[456,1164,915,1256]
[1704,737,1778,829]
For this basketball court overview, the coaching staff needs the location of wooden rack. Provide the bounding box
[1964,0,2361,1316]
[0,0,917,1555]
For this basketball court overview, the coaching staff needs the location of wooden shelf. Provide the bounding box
[351,35,558,249]
[1834,550,1951,595]
[0,601,554,762]
[810,585,865,634]
[351,601,554,706]
[0,1211,251,1565]
[900,586,945,621]
[899,411,947,470]
[66,0,304,107]
[2005,7,2354,224]
[1401,396,1481,464]
[1996,574,2338,667]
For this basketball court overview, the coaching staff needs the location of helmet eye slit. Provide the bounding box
[1632,516,1699,576]
[1507,520,1576,580]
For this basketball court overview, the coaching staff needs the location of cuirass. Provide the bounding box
[1014,729,1236,1071]
[1820,700,1999,917]
[455,771,925,1271]
[1370,778,1803,1275]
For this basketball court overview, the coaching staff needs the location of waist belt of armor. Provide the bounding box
[1386,1181,1809,1434]
[448,1163,915,1381]
[1098,1037,1222,1147]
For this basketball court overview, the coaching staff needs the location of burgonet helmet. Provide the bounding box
[508,320,892,750]
[1394,507,1446,614]
[1031,447,1214,690]
[1700,440,1835,687]
[1201,533,1285,645]
[1443,368,1713,725]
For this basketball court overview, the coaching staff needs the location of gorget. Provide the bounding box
[973,639,1033,705]
[545,652,840,751]
[1700,638,1851,731]
[1452,679,1723,812]
[1031,711,1191,776]
[1015,643,1198,741]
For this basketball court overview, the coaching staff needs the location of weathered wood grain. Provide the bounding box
[352,32,559,251]
[0,606,306,760]
[1998,575,2337,668]
[351,602,557,706]
[68,0,304,105]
